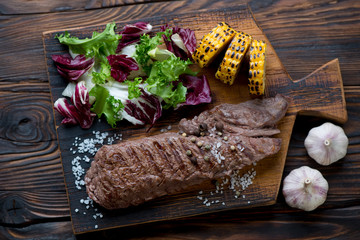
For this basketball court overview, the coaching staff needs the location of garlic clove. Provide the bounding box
[283,166,328,211]
[304,122,348,166]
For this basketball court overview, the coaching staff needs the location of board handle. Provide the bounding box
[267,58,347,124]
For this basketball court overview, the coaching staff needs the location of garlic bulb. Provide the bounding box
[283,166,328,211]
[304,122,348,166]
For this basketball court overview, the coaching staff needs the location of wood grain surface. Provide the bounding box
[1,0,360,239]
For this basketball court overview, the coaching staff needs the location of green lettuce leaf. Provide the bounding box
[55,22,121,64]
[89,84,124,128]
[134,29,172,74]
[145,55,197,109]
[91,61,112,85]
[125,77,143,99]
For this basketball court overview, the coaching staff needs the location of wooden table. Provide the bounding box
[1,0,359,239]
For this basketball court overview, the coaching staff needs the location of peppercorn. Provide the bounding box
[191,137,196,143]
[186,150,192,156]
[190,156,198,165]
[193,129,200,136]
[199,123,208,131]
[197,141,203,147]
[215,122,224,132]
[182,132,187,137]
[204,156,210,161]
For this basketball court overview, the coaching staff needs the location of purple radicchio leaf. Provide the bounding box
[124,88,162,128]
[54,81,96,129]
[160,25,197,60]
[51,54,94,82]
[116,22,152,52]
[54,98,78,125]
[177,74,212,108]
[107,54,139,82]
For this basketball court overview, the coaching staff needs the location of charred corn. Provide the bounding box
[248,40,266,95]
[215,31,252,85]
[192,22,236,68]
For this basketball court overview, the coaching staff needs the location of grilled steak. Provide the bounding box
[179,94,289,137]
[85,94,289,209]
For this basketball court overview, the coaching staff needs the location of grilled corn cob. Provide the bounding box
[215,31,253,85]
[248,40,266,95]
[192,22,236,68]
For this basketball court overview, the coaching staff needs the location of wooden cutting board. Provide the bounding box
[43,4,347,235]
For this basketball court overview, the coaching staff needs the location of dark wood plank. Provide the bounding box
[0,191,69,225]
[0,84,65,191]
[2,204,360,239]
[0,0,157,15]
[0,221,75,240]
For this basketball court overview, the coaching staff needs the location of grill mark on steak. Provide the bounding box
[140,145,167,199]
[139,143,162,177]
[127,145,157,202]
[114,149,143,206]
[152,138,187,193]
[153,140,177,179]
[144,143,166,177]
[167,137,186,172]
[85,94,289,209]
[166,137,189,182]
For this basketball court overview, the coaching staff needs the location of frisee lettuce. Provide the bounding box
[91,61,112,85]
[125,77,143,99]
[134,29,172,74]
[145,55,197,109]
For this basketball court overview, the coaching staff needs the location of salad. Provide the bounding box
[52,22,211,129]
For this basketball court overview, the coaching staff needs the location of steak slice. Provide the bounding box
[179,94,289,137]
[85,94,289,209]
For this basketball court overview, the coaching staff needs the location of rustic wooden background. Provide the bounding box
[1,0,360,239]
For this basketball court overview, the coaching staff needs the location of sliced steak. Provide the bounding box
[179,94,289,137]
[85,94,289,209]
